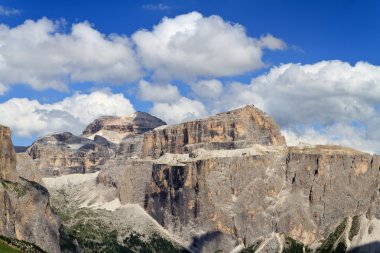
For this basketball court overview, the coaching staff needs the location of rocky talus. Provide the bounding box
[0,125,61,253]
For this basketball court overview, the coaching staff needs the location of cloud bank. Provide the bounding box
[0,12,285,94]
[0,90,135,137]
[0,18,140,94]
[133,12,285,81]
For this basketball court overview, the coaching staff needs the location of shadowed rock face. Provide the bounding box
[142,105,286,158]
[0,125,61,253]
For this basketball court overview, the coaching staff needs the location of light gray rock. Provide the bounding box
[17,132,116,180]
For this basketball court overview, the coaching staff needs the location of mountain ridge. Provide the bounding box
[1,106,379,252]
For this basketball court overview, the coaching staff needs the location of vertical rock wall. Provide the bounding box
[0,124,61,253]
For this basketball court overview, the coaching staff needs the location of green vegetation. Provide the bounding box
[0,236,46,253]
[60,223,189,253]
[305,246,313,253]
[0,240,24,253]
[283,236,304,253]
[61,219,126,253]
[240,240,262,253]
[123,232,187,253]
[349,215,361,240]
[0,179,27,197]
[316,218,348,253]
[334,242,347,253]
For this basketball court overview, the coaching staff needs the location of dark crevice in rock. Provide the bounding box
[309,187,313,204]
[285,153,291,181]
[292,173,296,187]
[314,156,320,176]
[183,128,189,145]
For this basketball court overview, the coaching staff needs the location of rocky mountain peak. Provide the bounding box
[81,111,166,143]
[142,104,286,158]
[33,132,85,145]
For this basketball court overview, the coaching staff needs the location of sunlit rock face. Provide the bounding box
[141,105,286,158]
[0,126,17,181]
[0,124,61,253]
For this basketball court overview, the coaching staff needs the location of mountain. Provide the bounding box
[4,106,380,253]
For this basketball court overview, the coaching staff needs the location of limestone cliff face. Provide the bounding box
[143,148,287,251]
[142,105,286,158]
[142,145,380,251]
[0,125,61,253]
[0,126,17,181]
[280,146,380,244]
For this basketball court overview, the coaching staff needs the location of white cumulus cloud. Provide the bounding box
[0,90,135,138]
[191,79,223,98]
[132,11,286,81]
[138,80,181,102]
[150,97,207,123]
[0,18,140,94]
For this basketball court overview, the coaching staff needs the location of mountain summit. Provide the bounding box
[82,111,166,143]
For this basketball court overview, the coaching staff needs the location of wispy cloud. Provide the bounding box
[0,5,21,16]
[142,3,171,11]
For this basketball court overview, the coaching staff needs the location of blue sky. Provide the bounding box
[1,0,380,153]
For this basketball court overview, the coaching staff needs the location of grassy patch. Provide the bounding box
[0,240,24,253]
[283,236,304,253]
[349,215,361,240]
[123,232,188,253]
[0,179,27,197]
[0,236,46,253]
